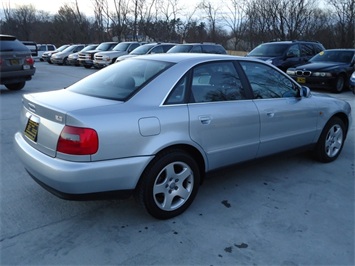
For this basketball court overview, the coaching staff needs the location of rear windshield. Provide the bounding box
[248,43,290,57]
[0,39,29,52]
[68,58,174,101]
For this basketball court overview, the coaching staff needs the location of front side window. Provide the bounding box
[300,44,314,56]
[287,44,300,58]
[240,61,298,99]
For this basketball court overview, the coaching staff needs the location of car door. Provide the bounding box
[239,61,319,157]
[187,61,260,170]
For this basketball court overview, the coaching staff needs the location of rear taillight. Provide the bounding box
[25,56,34,65]
[57,126,98,155]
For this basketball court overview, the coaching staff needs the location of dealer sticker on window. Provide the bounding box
[24,116,39,142]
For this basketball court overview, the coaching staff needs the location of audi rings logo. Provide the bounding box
[296,70,312,76]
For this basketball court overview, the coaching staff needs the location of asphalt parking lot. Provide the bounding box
[1,61,354,265]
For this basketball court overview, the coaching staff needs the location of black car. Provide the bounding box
[167,43,227,54]
[0,34,36,90]
[246,40,325,72]
[287,49,355,93]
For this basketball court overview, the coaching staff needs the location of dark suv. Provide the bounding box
[246,40,325,72]
[0,34,36,90]
[167,43,227,54]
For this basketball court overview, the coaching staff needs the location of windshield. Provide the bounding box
[130,44,155,55]
[62,45,76,53]
[310,50,354,63]
[55,45,69,52]
[113,43,130,51]
[80,45,98,52]
[68,58,174,101]
[167,45,193,53]
[248,43,289,57]
[97,43,115,51]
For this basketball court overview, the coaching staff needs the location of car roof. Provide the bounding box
[0,34,16,41]
[261,40,321,45]
[322,48,355,52]
[130,53,245,64]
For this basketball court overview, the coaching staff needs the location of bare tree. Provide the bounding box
[198,0,220,42]
[222,0,248,50]
[327,0,355,47]
[245,0,319,48]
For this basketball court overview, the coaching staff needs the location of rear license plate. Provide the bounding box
[23,65,30,70]
[10,59,20,65]
[297,77,306,83]
[24,117,39,142]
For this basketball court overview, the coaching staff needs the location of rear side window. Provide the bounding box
[0,39,29,52]
[190,45,202,53]
[202,45,226,54]
[191,61,246,102]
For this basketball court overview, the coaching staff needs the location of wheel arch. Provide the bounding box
[150,144,206,184]
[331,112,350,138]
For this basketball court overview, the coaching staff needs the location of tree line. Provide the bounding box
[1,0,354,51]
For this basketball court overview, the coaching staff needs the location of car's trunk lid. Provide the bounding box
[20,89,121,158]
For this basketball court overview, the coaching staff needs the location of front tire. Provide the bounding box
[332,75,345,93]
[136,149,200,219]
[314,117,345,163]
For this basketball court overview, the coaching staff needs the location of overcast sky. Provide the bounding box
[2,0,202,17]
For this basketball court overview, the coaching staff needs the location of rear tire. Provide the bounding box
[5,82,26,90]
[136,149,200,219]
[314,117,345,163]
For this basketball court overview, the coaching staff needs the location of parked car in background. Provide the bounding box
[93,41,143,68]
[246,40,325,72]
[287,49,355,93]
[50,44,86,65]
[167,43,227,54]
[37,44,56,61]
[0,34,36,90]
[21,41,38,58]
[14,54,351,220]
[115,42,175,62]
[350,71,355,94]
[67,44,98,66]
[78,42,117,69]
[42,44,70,63]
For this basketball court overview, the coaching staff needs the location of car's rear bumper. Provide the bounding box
[0,68,36,84]
[14,132,152,196]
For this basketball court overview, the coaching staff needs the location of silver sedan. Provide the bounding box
[14,54,352,219]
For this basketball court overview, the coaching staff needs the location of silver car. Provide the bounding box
[14,54,352,219]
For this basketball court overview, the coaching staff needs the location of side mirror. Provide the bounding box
[301,86,311,98]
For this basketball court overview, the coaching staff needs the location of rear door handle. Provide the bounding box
[199,115,211,125]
